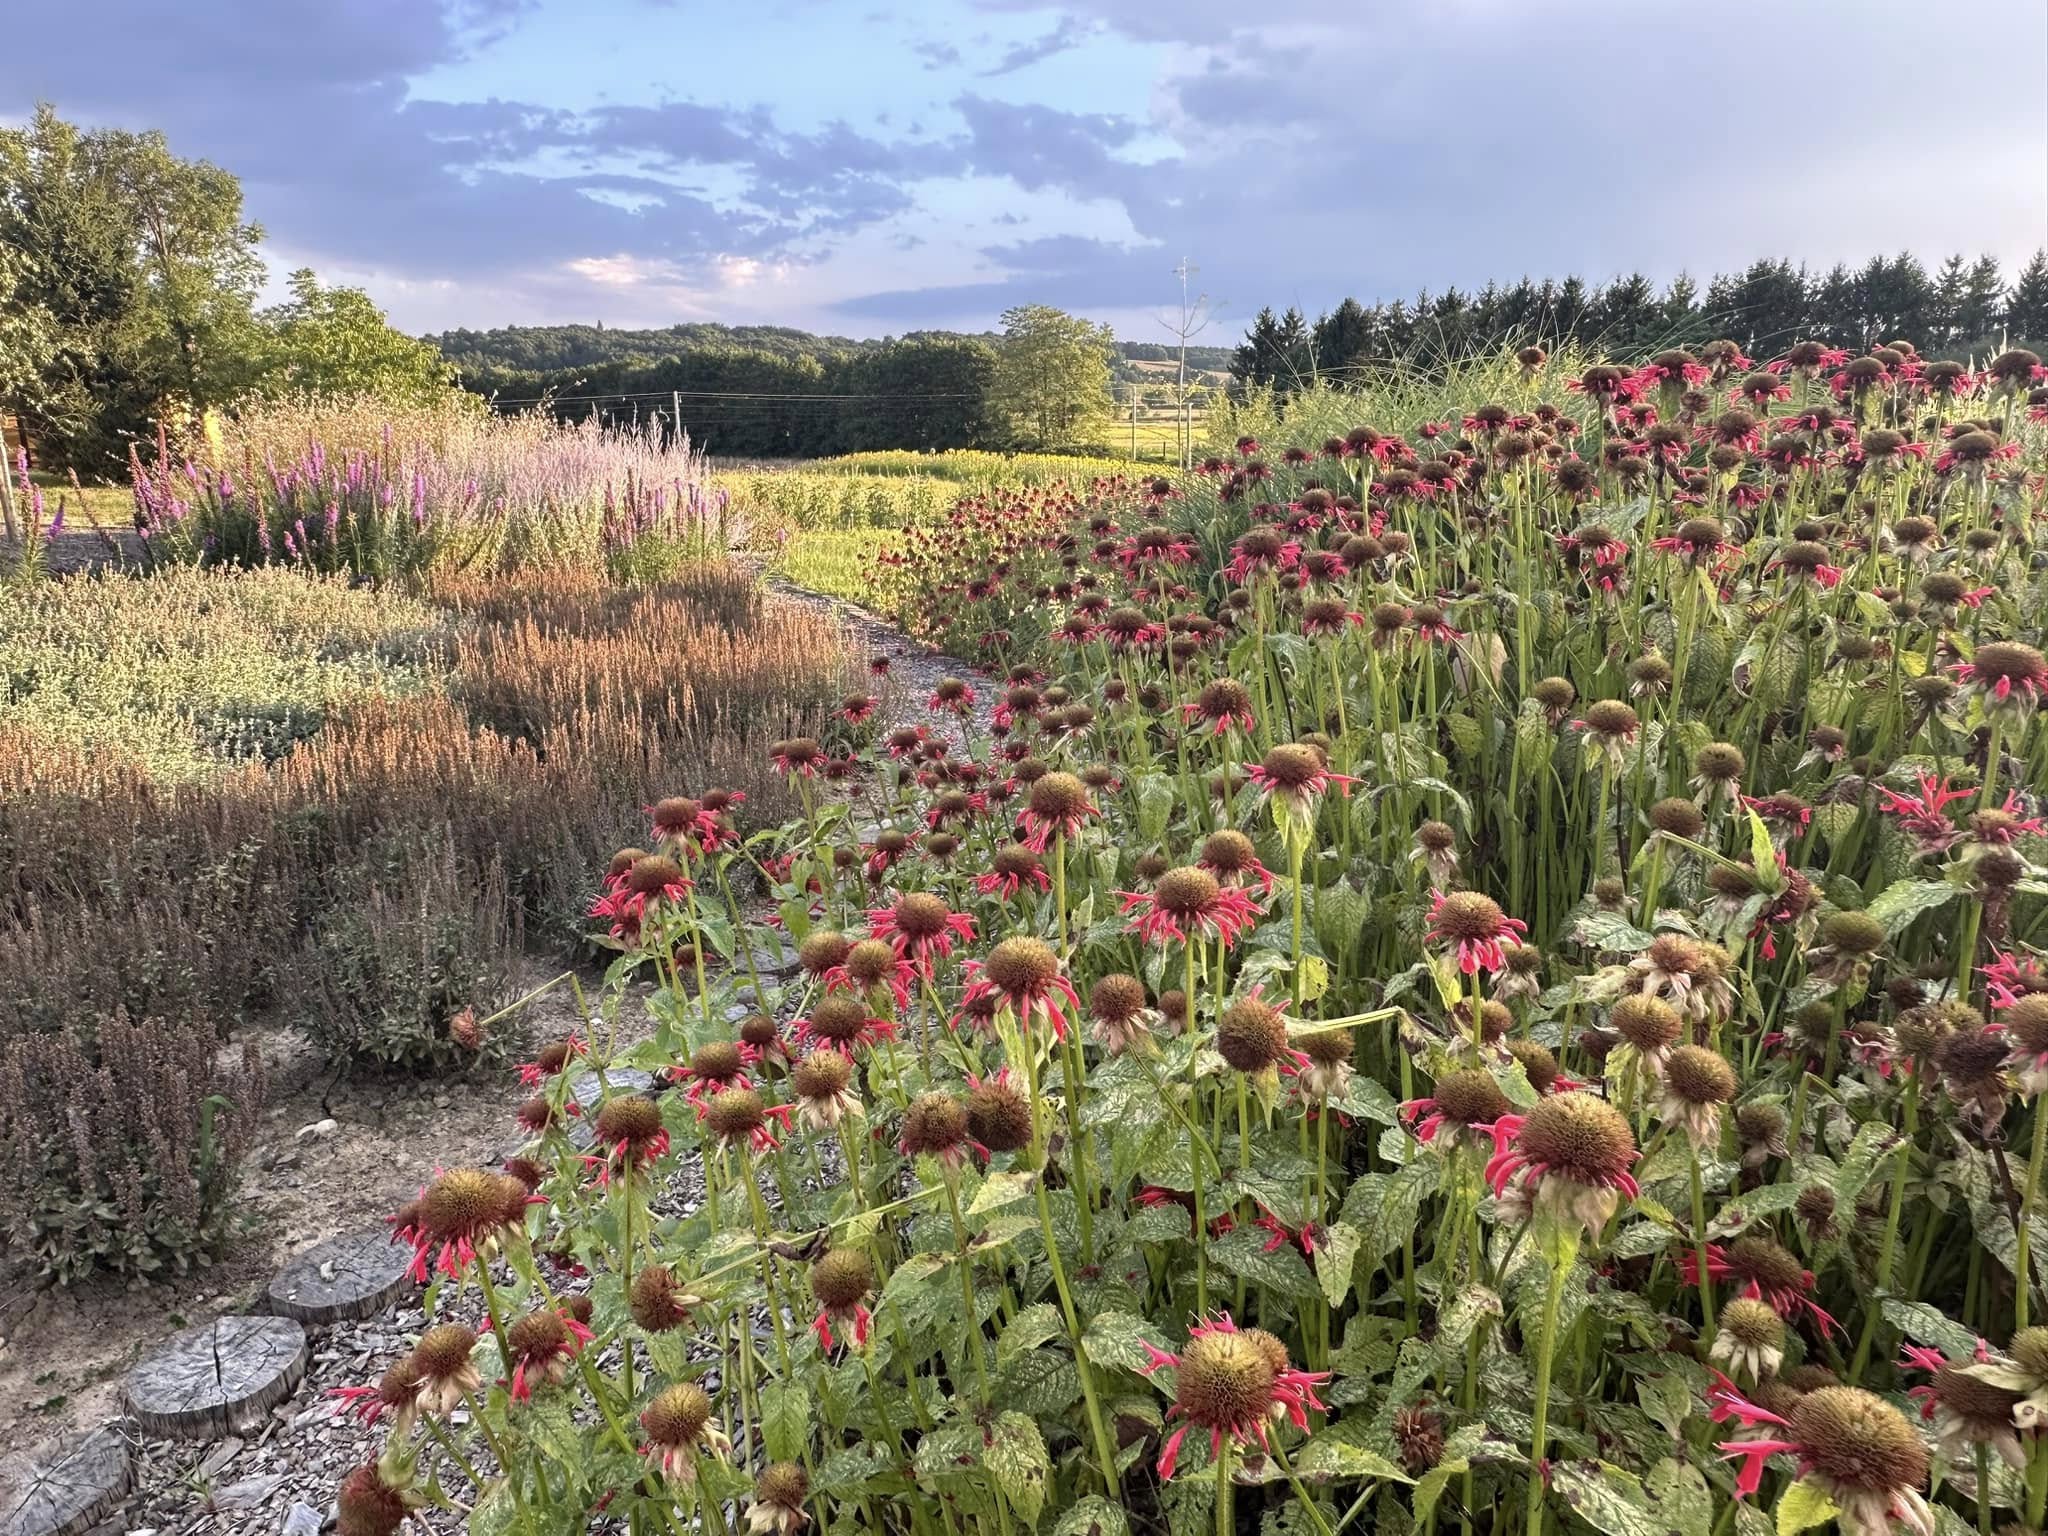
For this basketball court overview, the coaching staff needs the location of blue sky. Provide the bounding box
[9,0,2047,340]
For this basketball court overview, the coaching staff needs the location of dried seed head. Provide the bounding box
[630,1263,698,1333]
[966,1076,1034,1153]
[1158,990,1191,1031]
[791,1049,854,1101]
[1154,866,1223,918]
[1581,699,1639,738]
[532,1039,577,1076]
[1432,890,1510,944]
[1090,973,1149,1026]
[1516,1094,1638,1185]
[1506,1039,1563,1094]
[703,1088,769,1142]
[1174,1328,1278,1432]
[1737,1102,1788,1144]
[1201,829,1261,873]
[1432,1068,1513,1128]
[1029,772,1090,821]
[1533,676,1577,711]
[422,1168,523,1246]
[2007,997,2048,1056]
[1938,1027,2009,1087]
[992,844,1045,883]
[1694,742,1746,783]
[642,1383,716,1448]
[806,996,873,1047]
[337,1463,408,1536]
[691,1040,746,1082]
[1648,797,1706,838]
[503,1156,545,1191]
[2012,1328,2048,1380]
[1258,742,1326,790]
[984,937,1060,995]
[1896,1001,1974,1059]
[1301,1024,1357,1068]
[1217,995,1289,1073]
[844,939,899,985]
[1721,1295,1785,1351]
[1796,1184,1837,1236]
[755,1461,810,1511]
[890,893,953,939]
[1787,1386,1928,1494]
[1611,994,1684,1053]
[1393,1404,1446,1474]
[739,1014,779,1051]
[1819,911,1885,957]
[412,1323,478,1382]
[594,1095,665,1150]
[900,1091,969,1157]
[798,931,853,977]
[1663,1045,1736,1106]
[1728,1236,1806,1295]
[811,1248,874,1310]
[608,847,649,879]
[627,855,688,896]
[1196,679,1253,719]
[1134,851,1171,882]
[507,1309,570,1364]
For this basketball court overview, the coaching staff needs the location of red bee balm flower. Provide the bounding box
[868,893,976,974]
[1707,1377,1934,1536]
[974,844,1051,902]
[1140,1312,1331,1479]
[1479,1093,1639,1235]
[1017,771,1099,852]
[504,1308,593,1401]
[809,1248,875,1353]
[390,1167,538,1282]
[1119,866,1263,949]
[1680,1236,1840,1336]
[1425,890,1529,976]
[957,937,1081,1039]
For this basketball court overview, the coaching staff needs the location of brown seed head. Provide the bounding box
[1820,911,1885,957]
[1154,866,1222,919]
[1433,890,1509,943]
[811,1247,874,1309]
[1611,994,1683,1053]
[1174,1328,1277,1432]
[594,1095,664,1149]
[1515,1094,1638,1184]
[1787,1387,1928,1494]
[1028,772,1090,821]
[630,1263,697,1333]
[1201,829,1261,874]
[1663,1045,1736,1106]
[1258,743,1325,790]
[844,938,899,985]
[1217,996,1289,1073]
[1432,1068,1513,1128]
[642,1383,716,1448]
[755,1462,810,1511]
[966,1076,1034,1152]
[703,1088,768,1142]
[627,855,687,896]
[798,930,853,977]
[984,937,1061,995]
[900,1091,969,1156]
[337,1463,408,1536]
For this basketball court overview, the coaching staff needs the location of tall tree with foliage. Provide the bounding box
[2009,251,2048,348]
[255,270,457,406]
[990,305,1115,450]
[0,105,263,474]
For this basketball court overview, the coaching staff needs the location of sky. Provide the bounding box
[9,0,2048,342]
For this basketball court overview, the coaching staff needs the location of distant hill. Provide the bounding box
[425,322,1233,378]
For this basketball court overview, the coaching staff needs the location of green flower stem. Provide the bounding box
[940,1165,993,1402]
[2019,1097,2046,1333]
[1526,1240,1574,1536]
[1214,1438,1234,1536]
[1271,1437,1337,1536]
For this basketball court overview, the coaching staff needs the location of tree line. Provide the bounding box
[1232,251,2048,390]
[2,107,458,478]
[442,306,1122,459]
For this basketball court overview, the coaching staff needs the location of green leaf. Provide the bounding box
[1572,911,1657,953]
[1646,1459,1714,1536]
[1881,1297,1982,1359]
[1552,1460,1663,1536]
[987,1411,1050,1524]
[761,1382,809,1464]
[814,1442,890,1495]
[1294,1437,1414,1485]
[1438,1284,1502,1351]
[1000,1348,1082,1414]
[1082,1310,1170,1374]
[1053,1497,1131,1536]
[1208,1224,1321,1299]
[520,1393,583,1464]
[1000,1303,1067,1365]
[1775,1478,1840,1536]
[1746,805,1777,877]
[969,1170,1037,1216]
[1412,1459,1471,1525]
[1313,1221,1364,1308]
[1126,1201,1192,1243]
[1865,878,1960,937]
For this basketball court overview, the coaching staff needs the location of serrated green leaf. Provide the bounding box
[1865,878,1959,937]
[969,1170,1037,1216]
[1001,1348,1082,1414]
[1209,1224,1320,1299]
[1053,1496,1131,1536]
[1552,1460,1663,1536]
[1000,1303,1067,1364]
[1313,1221,1364,1308]
[761,1381,809,1463]
[1081,1310,1170,1374]
[1294,1436,1414,1484]
[1776,1478,1839,1536]
[987,1411,1050,1524]
[1880,1297,1981,1358]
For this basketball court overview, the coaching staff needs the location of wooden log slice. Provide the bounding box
[263,1229,417,1324]
[0,1428,132,1536]
[123,1315,308,1440]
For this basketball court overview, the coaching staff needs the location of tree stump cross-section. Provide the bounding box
[263,1228,418,1324]
[123,1315,309,1440]
[0,1427,132,1536]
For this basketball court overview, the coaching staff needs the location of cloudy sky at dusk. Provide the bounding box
[10,0,2047,340]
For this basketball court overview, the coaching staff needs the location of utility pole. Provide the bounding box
[1129,385,1137,460]
[1159,258,1215,474]
[673,390,683,448]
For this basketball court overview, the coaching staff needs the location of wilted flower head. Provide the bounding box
[1709,1379,1933,1536]
[1120,865,1263,949]
[1710,1295,1787,1383]
[1139,1312,1331,1479]
[1480,1092,1640,1236]
[747,1462,812,1536]
[810,1247,876,1351]
[1425,890,1529,977]
[641,1382,732,1483]
[392,1167,534,1282]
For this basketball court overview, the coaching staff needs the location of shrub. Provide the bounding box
[0,1013,265,1284]
[295,829,519,1072]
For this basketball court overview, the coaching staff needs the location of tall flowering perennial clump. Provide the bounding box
[332,334,2048,1536]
